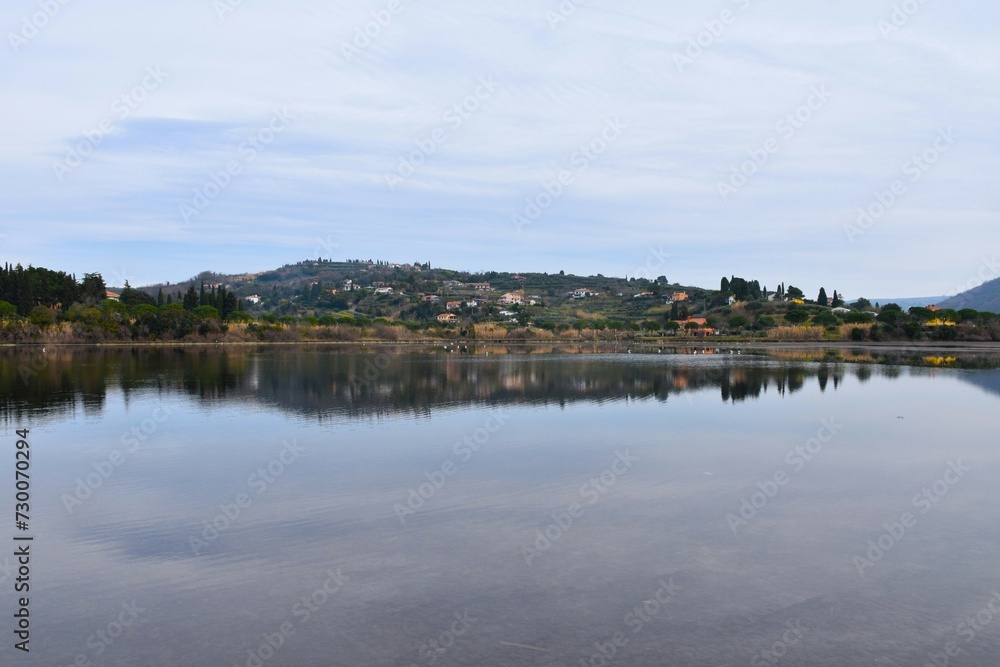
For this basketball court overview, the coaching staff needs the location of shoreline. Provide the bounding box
[4,339,1000,353]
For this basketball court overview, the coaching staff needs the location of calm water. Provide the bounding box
[2,345,999,666]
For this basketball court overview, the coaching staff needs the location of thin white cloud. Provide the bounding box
[0,0,996,294]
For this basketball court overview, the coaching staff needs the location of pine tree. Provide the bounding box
[183,286,199,311]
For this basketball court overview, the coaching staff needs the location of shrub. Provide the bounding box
[29,306,56,328]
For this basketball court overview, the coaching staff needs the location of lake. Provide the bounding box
[2,344,999,666]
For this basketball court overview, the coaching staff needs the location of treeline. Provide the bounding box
[719,276,846,307]
[0,264,106,315]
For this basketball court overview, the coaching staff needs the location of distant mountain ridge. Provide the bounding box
[868,296,947,311]
[937,277,1000,313]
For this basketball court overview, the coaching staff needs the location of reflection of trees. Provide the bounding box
[0,346,878,424]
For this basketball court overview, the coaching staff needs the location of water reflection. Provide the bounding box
[5,344,993,426]
[2,345,1000,666]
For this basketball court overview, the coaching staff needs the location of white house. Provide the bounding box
[499,292,524,305]
[246,295,262,305]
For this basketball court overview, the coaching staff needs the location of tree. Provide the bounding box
[119,283,156,307]
[844,312,873,324]
[0,301,16,318]
[831,290,844,308]
[786,285,804,300]
[157,288,164,307]
[785,308,809,324]
[817,287,828,306]
[877,309,903,325]
[80,273,106,305]
[182,286,199,311]
[664,321,680,334]
[29,305,56,328]
[728,315,750,330]
[193,305,220,320]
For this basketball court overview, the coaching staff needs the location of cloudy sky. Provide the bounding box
[2,0,997,298]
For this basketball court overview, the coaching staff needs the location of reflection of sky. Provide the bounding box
[4,360,1000,665]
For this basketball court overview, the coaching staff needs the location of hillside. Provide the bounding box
[937,277,1000,312]
[5,258,1000,345]
[138,259,715,327]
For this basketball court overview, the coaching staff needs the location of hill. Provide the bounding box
[138,259,713,327]
[937,278,1000,313]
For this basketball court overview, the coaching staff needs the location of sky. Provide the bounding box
[1,0,998,299]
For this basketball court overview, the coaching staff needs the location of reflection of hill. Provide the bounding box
[956,369,1000,398]
[0,346,887,424]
